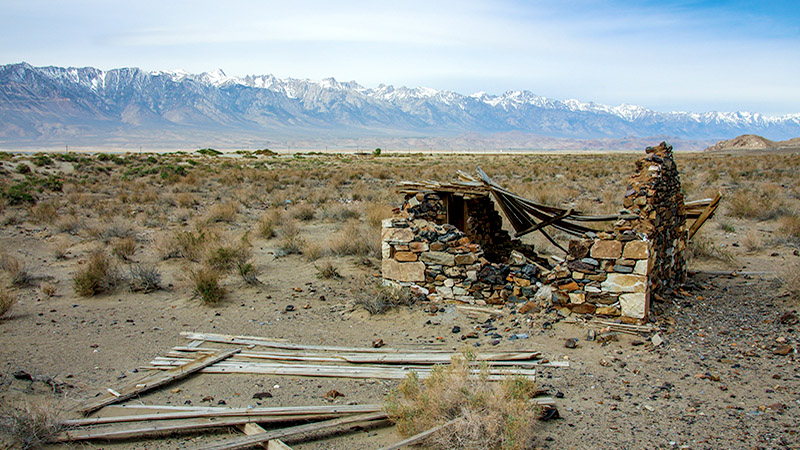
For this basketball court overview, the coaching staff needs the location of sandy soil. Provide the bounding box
[0,150,798,450]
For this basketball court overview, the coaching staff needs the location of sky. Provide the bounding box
[1,0,799,116]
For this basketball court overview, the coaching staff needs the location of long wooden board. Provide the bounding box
[62,404,383,427]
[58,414,353,441]
[77,348,240,415]
[199,411,389,450]
[377,417,462,450]
[146,359,536,380]
[181,332,450,353]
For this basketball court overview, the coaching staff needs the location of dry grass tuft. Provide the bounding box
[276,220,305,256]
[55,214,81,234]
[190,267,225,303]
[0,400,64,449]
[0,289,17,318]
[354,278,417,314]
[39,282,57,299]
[779,213,800,243]
[328,220,379,258]
[386,351,540,450]
[742,230,764,252]
[779,261,800,304]
[204,201,239,224]
[315,260,342,279]
[111,237,137,261]
[0,253,33,287]
[365,202,394,228]
[72,251,123,296]
[28,201,59,224]
[686,235,734,263]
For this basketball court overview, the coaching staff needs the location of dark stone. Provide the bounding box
[451,326,461,334]
[253,392,273,399]
[477,264,509,285]
[568,240,591,259]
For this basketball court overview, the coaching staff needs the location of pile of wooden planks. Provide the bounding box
[59,331,564,449]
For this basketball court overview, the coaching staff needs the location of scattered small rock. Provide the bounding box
[253,392,273,399]
[323,390,344,401]
[564,338,578,349]
[372,338,384,348]
[285,305,295,312]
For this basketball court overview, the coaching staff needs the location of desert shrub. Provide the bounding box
[72,251,122,296]
[302,242,324,261]
[365,202,394,228]
[779,213,800,242]
[32,154,53,167]
[129,264,162,293]
[328,220,379,257]
[255,210,281,238]
[290,203,316,221]
[779,261,800,303]
[727,187,786,220]
[161,229,211,261]
[175,193,197,208]
[0,253,32,287]
[28,201,58,224]
[205,244,250,273]
[190,267,225,303]
[204,202,238,223]
[99,218,137,242]
[742,230,763,252]
[39,282,57,299]
[718,222,735,233]
[0,289,16,318]
[0,400,64,449]
[15,163,31,174]
[111,237,137,261]
[355,279,417,314]
[319,203,360,222]
[197,148,222,156]
[386,351,540,450]
[686,235,734,262]
[55,214,80,234]
[2,182,36,205]
[276,220,305,256]
[50,237,71,260]
[236,261,259,285]
[315,261,342,279]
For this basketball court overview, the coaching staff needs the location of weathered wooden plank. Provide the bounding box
[62,404,383,426]
[181,332,449,353]
[377,417,462,450]
[77,348,240,415]
[198,411,389,450]
[58,414,345,442]
[688,192,722,240]
[146,359,537,380]
[266,439,293,450]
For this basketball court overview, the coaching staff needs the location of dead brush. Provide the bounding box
[276,220,305,256]
[0,289,16,319]
[779,212,800,243]
[128,264,162,293]
[686,235,734,263]
[328,220,379,258]
[386,351,540,450]
[354,278,417,314]
[0,400,64,449]
[0,253,33,287]
[111,237,137,261]
[204,201,239,224]
[55,214,81,234]
[255,209,281,239]
[28,201,59,224]
[742,230,764,252]
[779,261,800,304]
[365,202,394,227]
[72,251,123,296]
[315,260,342,279]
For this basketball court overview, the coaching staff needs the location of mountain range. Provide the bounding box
[1,62,799,151]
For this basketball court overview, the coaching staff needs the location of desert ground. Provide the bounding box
[0,148,798,450]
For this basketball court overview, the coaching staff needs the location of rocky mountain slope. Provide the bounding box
[705,134,800,151]
[2,62,800,150]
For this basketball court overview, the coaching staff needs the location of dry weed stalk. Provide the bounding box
[0,289,16,319]
[386,351,540,450]
[0,400,64,449]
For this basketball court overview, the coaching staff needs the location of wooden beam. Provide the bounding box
[688,192,722,240]
[377,417,462,450]
[58,414,346,442]
[62,404,383,427]
[76,348,240,415]
[198,411,389,450]
[514,209,573,238]
[181,332,450,354]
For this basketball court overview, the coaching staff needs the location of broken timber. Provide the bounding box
[198,411,389,450]
[76,348,240,415]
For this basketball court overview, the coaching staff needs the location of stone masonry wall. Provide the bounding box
[382,143,687,321]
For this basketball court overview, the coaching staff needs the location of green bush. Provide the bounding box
[197,148,222,156]
[2,182,36,205]
[190,267,225,303]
